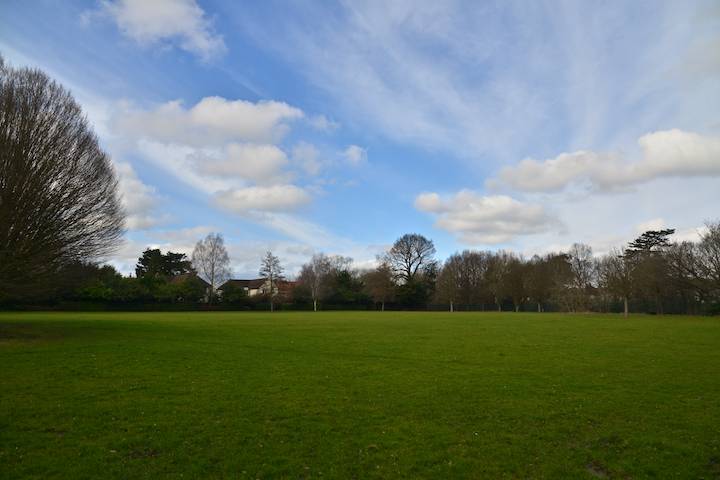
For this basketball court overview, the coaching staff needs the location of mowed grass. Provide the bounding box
[1,312,719,479]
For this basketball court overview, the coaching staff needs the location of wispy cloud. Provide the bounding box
[84,0,226,61]
[234,1,719,166]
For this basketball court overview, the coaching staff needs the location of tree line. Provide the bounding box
[293,226,720,315]
[1,55,718,314]
[7,224,718,315]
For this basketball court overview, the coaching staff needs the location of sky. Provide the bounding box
[1,0,719,278]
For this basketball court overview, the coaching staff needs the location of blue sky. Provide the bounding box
[2,0,719,277]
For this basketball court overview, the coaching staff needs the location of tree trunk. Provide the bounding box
[450,300,454,312]
[313,299,317,312]
[270,299,274,312]
[623,296,628,318]
[381,301,385,312]
[537,302,542,313]
[515,304,520,312]
[210,265,215,307]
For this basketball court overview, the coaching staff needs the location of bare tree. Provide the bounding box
[566,243,595,311]
[436,254,463,312]
[259,251,284,312]
[191,233,230,304]
[461,250,491,306]
[0,57,124,300]
[698,221,720,294]
[298,253,333,311]
[505,254,526,312]
[384,233,436,282]
[486,251,512,311]
[667,222,720,312]
[362,261,395,311]
[597,248,634,317]
[626,230,674,314]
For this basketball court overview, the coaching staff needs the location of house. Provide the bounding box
[218,279,297,299]
[219,278,266,297]
[167,273,212,302]
[168,273,210,287]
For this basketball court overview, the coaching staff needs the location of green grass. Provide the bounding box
[1,312,719,479]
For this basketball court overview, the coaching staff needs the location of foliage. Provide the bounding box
[219,282,249,305]
[362,262,395,310]
[0,57,124,301]
[135,249,193,278]
[4,225,720,314]
[259,251,284,311]
[383,233,436,282]
[191,233,231,300]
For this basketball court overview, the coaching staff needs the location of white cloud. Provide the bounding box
[203,143,290,183]
[214,185,311,214]
[110,96,315,216]
[632,218,708,244]
[136,140,230,194]
[103,93,349,243]
[152,225,216,248]
[292,142,322,176]
[343,145,367,166]
[415,190,559,244]
[308,114,339,132]
[114,161,162,230]
[87,0,226,60]
[114,97,304,146]
[488,151,613,193]
[232,1,720,175]
[491,130,720,193]
[105,226,214,274]
[634,218,667,234]
[673,225,708,243]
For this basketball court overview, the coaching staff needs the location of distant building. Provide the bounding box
[168,273,211,303]
[219,279,297,299]
[219,278,266,297]
[168,273,210,288]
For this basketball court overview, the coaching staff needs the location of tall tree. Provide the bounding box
[436,254,463,311]
[135,249,165,278]
[298,253,333,311]
[362,261,395,311]
[135,248,193,278]
[665,241,704,313]
[459,250,491,306]
[627,229,676,253]
[597,248,634,317]
[697,221,720,296]
[326,266,367,305]
[486,251,511,311]
[505,254,526,312]
[526,255,550,312]
[0,56,124,301]
[566,243,595,312]
[163,251,194,276]
[384,233,436,283]
[626,229,674,314]
[259,251,284,312]
[191,233,230,304]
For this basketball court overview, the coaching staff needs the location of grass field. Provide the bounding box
[1,311,719,479]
